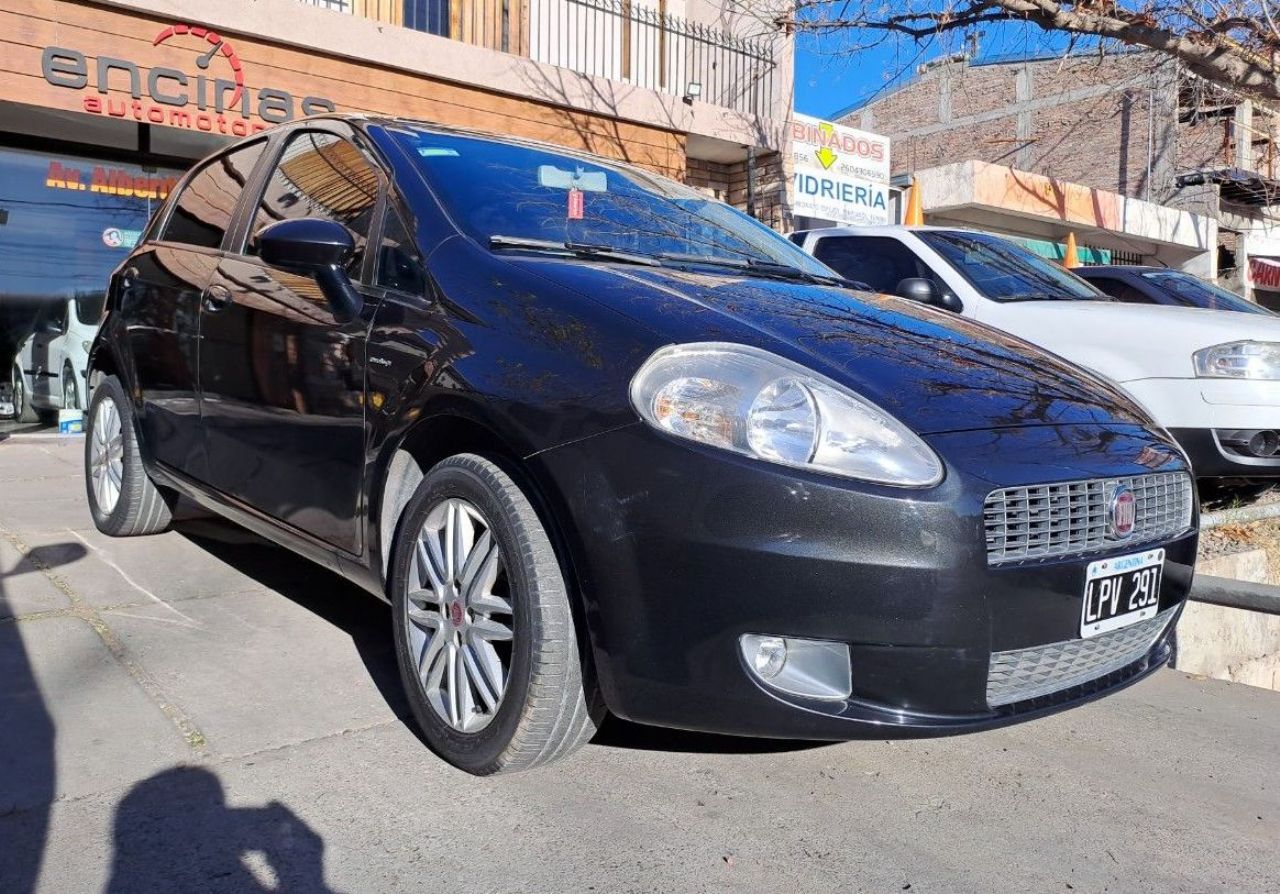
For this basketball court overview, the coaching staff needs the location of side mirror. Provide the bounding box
[258,218,364,324]
[895,277,962,313]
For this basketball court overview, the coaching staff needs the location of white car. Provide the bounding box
[794,225,1280,488]
[11,296,101,423]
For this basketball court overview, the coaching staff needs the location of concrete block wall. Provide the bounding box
[847,54,1176,202]
[686,151,787,229]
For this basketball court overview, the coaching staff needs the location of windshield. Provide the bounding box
[1140,270,1272,315]
[392,127,837,278]
[918,230,1106,302]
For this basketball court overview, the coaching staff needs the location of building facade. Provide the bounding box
[0,0,793,382]
[840,51,1280,303]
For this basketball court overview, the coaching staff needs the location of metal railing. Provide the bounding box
[297,0,777,116]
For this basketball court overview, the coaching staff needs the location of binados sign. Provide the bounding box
[40,23,336,137]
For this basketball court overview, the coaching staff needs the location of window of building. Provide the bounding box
[0,146,183,375]
[161,140,267,249]
[245,132,380,279]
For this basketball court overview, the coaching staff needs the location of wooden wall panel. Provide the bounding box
[0,0,686,178]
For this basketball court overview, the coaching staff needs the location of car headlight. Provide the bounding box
[1193,341,1280,379]
[629,342,943,486]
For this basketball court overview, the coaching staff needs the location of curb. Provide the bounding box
[1190,574,1280,616]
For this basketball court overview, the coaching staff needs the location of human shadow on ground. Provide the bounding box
[106,766,340,893]
[0,540,86,894]
[175,517,829,759]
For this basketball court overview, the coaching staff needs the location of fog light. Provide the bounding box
[750,636,788,678]
[739,634,852,700]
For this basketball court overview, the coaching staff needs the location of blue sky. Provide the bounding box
[792,22,1080,121]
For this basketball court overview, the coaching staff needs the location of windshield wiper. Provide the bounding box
[489,235,662,267]
[1000,292,1099,302]
[656,252,863,289]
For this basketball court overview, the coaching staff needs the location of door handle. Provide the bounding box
[203,285,232,313]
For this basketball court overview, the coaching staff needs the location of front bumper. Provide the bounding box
[1168,426,1280,479]
[533,422,1196,739]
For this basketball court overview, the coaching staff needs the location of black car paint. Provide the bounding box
[91,117,1195,738]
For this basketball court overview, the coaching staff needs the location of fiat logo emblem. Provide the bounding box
[1108,485,1136,540]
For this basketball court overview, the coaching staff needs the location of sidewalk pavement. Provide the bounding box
[1,435,1277,893]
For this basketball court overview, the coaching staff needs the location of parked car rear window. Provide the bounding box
[161,140,267,249]
[1140,270,1272,314]
[245,132,378,278]
[392,128,834,275]
[918,230,1105,302]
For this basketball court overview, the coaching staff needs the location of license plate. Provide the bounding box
[1081,549,1164,638]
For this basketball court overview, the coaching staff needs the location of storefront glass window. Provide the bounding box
[0,147,184,384]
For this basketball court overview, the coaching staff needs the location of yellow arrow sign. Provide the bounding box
[815,146,838,169]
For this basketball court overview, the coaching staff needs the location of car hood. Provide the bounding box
[989,301,1280,382]
[519,260,1157,436]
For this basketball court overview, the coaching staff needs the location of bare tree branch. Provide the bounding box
[774,0,1280,105]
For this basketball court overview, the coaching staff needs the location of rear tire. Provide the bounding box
[84,375,173,536]
[62,364,80,411]
[390,453,598,775]
[12,362,37,423]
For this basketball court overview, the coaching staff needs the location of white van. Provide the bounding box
[794,225,1280,490]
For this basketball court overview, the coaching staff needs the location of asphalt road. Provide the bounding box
[1,436,1276,893]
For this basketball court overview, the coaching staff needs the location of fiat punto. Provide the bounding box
[86,117,1196,774]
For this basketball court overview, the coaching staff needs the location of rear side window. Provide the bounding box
[160,141,267,249]
[1087,276,1150,304]
[245,131,380,279]
[813,236,929,293]
[375,206,427,294]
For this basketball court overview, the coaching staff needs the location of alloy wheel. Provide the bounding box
[404,497,514,733]
[64,373,78,410]
[90,396,124,515]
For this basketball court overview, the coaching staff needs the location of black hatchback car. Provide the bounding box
[86,116,1197,774]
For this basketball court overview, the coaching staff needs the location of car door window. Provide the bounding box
[1088,276,1151,304]
[245,131,379,279]
[374,206,427,295]
[160,141,267,249]
[813,236,946,296]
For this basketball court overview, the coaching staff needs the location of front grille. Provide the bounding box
[986,608,1175,707]
[983,472,1193,565]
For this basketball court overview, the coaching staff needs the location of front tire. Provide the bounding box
[390,453,598,775]
[84,375,173,536]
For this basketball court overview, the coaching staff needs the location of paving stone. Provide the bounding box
[102,586,401,758]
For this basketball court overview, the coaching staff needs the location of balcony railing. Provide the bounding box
[299,0,777,116]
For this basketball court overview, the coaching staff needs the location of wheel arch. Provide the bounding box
[374,413,576,595]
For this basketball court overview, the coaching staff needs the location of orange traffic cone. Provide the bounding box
[1063,232,1081,268]
[903,176,925,226]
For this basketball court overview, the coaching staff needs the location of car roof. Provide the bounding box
[286,113,673,183]
[1076,265,1166,275]
[794,225,965,239]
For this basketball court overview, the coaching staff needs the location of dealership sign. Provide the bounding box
[790,113,891,226]
[40,22,336,136]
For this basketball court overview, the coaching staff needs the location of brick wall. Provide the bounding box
[847,54,1178,201]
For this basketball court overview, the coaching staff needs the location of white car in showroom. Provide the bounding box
[10,295,101,423]
[795,225,1280,496]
